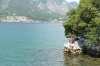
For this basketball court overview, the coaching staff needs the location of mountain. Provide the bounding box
[69,1,78,8]
[0,0,78,22]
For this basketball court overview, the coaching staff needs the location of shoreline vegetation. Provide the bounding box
[63,0,100,57]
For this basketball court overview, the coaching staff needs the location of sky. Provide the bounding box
[66,0,80,3]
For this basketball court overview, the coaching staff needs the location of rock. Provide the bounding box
[63,38,86,54]
[63,38,100,57]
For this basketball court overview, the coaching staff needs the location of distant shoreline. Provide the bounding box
[0,21,64,23]
[0,16,64,23]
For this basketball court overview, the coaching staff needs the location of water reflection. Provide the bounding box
[63,53,100,66]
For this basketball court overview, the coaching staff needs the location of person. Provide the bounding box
[69,34,76,49]
[69,34,75,44]
[69,33,79,44]
[73,34,79,41]
[73,34,80,49]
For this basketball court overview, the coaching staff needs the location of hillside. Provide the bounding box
[0,0,78,22]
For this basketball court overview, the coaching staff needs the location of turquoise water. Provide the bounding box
[0,22,68,66]
[0,22,100,66]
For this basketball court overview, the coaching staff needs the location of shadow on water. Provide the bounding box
[63,52,100,66]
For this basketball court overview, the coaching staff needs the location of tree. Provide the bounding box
[63,0,100,44]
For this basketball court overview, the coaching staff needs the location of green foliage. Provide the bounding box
[91,0,100,9]
[80,4,97,23]
[63,0,100,44]
[66,9,77,16]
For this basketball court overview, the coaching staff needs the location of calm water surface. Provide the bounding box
[0,22,100,66]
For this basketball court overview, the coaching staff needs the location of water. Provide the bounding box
[0,22,100,66]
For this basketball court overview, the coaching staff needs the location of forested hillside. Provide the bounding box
[0,0,78,22]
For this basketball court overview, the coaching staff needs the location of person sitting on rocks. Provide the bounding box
[69,34,75,44]
[69,34,79,47]
[73,34,79,41]
[73,34,80,49]
[69,33,79,43]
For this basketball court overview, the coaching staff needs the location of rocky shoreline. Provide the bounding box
[85,44,100,57]
[63,38,100,57]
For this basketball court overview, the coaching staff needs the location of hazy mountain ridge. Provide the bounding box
[0,0,78,22]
